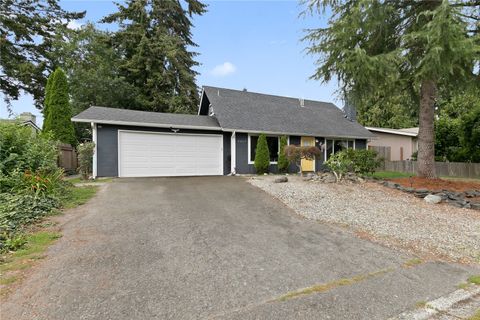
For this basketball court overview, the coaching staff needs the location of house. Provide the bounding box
[366,127,419,161]
[0,112,41,133]
[71,86,374,178]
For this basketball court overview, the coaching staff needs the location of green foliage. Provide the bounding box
[369,171,414,180]
[77,142,95,179]
[60,186,98,209]
[277,136,289,173]
[284,145,321,173]
[346,149,382,175]
[324,151,353,182]
[101,0,207,113]
[458,104,480,163]
[42,72,54,129]
[0,0,84,110]
[325,149,381,181]
[0,122,58,176]
[254,134,270,174]
[435,87,480,162]
[43,68,76,145]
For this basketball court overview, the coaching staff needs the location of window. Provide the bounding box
[249,135,279,163]
[326,139,355,159]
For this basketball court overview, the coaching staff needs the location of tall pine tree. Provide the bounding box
[102,0,206,114]
[43,68,76,145]
[303,0,479,178]
[42,72,54,131]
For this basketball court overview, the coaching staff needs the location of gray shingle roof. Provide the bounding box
[203,86,374,139]
[72,106,220,129]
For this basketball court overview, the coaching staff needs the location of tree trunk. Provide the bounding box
[417,79,437,178]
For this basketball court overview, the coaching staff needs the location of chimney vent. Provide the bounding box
[299,98,305,107]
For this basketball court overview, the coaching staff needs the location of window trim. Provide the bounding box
[324,138,356,161]
[247,134,289,165]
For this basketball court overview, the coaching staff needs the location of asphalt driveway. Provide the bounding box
[2,177,477,319]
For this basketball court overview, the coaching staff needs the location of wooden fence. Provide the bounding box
[369,146,391,161]
[381,160,480,179]
[58,143,78,173]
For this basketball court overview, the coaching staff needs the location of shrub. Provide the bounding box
[284,145,321,173]
[325,149,381,181]
[347,149,381,175]
[254,134,270,174]
[77,142,95,179]
[0,123,58,175]
[324,151,353,182]
[277,136,289,173]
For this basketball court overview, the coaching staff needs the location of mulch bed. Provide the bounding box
[389,177,480,192]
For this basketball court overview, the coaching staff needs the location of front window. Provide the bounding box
[250,135,279,163]
[326,139,354,159]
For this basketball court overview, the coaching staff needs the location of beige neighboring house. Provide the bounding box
[366,127,419,161]
[0,112,41,133]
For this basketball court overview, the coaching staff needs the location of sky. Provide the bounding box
[0,0,339,126]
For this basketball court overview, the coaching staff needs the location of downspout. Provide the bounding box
[230,131,236,175]
[91,122,97,179]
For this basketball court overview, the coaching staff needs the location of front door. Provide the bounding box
[300,136,315,172]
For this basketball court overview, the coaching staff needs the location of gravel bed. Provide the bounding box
[248,175,480,263]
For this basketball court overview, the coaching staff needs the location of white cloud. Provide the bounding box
[210,62,236,77]
[67,20,83,30]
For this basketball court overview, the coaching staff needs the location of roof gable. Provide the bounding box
[202,86,374,139]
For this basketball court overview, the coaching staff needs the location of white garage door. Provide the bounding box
[118,131,223,177]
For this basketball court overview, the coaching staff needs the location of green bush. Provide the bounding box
[277,136,289,173]
[0,123,58,176]
[325,149,381,181]
[254,134,270,174]
[324,151,353,182]
[77,142,95,179]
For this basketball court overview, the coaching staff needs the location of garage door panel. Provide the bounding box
[119,131,222,177]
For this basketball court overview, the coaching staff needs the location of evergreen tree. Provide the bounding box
[277,136,289,173]
[0,0,84,109]
[43,68,76,145]
[42,72,55,131]
[303,0,479,178]
[254,134,270,174]
[101,0,206,114]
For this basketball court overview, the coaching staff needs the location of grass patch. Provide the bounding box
[368,171,414,179]
[0,232,61,287]
[403,258,422,268]
[61,186,98,209]
[68,177,112,184]
[467,309,480,320]
[273,268,392,302]
[468,275,480,285]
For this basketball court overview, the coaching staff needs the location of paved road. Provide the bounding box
[2,177,478,319]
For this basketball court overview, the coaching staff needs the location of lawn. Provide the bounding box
[61,186,98,209]
[368,171,414,179]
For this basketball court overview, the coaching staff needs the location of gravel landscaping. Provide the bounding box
[248,175,480,263]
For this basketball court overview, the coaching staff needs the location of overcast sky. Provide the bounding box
[0,0,338,126]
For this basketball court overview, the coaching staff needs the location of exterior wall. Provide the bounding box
[96,124,224,177]
[367,132,415,161]
[223,132,231,175]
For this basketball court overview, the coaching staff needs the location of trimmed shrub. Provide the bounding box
[77,142,95,179]
[277,136,289,173]
[254,134,270,174]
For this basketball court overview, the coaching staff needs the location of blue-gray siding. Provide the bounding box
[96,124,224,177]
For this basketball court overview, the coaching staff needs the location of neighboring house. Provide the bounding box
[72,86,374,178]
[366,127,419,161]
[0,112,41,133]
